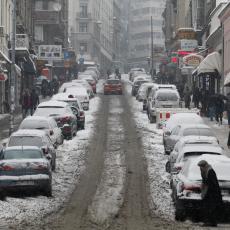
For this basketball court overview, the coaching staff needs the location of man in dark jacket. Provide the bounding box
[198,160,223,227]
[30,89,39,115]
[21,89,31,118]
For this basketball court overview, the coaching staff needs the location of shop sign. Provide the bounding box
[38,45,62,60]
[177,29,196,39]
[183,54,204,67]
[180,40,198,51]
[0,73,7,81]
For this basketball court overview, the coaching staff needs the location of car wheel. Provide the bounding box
[175,199,186,221]
[44,183,52,197]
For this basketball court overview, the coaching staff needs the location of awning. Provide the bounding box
[197,51,221,76]
[224,72,230,87]
[23,56,36,74]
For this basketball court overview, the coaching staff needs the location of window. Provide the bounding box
[35,0,43,10]
[79,43,88,52]
[80,4,88,18]
[34,25,44,42]
[79,23,88,33]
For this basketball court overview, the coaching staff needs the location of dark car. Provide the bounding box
[34,101,78,139]
[0,146,52,197]
[52,93,85,130]
[104,79,122,95]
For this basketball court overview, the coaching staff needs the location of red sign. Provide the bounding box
[0,73,8,81]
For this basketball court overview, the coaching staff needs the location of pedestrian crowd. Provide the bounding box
[20,88,39,118]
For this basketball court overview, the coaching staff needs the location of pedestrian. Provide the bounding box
[200,90,208,116]
[30,88,39,115]
[215,96,225,125]
[193,87,200,108]
[41,79,48,98]
[183,86,191,109]
[198,160,222,227]
[20,89,31,118]
[225,92,230,126]
[208,95,216,121]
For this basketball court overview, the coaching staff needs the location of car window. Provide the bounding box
[171,126,180,135]
[198,128,214,136]
[156,92,179,101]
[35,106,66,116]
[2,149,42,159]
[9,136,43,147]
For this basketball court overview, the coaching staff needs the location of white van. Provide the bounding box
[148,89,180,123]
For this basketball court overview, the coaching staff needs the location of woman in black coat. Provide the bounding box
[198,160,223,227]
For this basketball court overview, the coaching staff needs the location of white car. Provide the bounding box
[65,87,90,110]
[72,79,94,98]
[136,82,154,102]
[19,116,63,146]
[166,136,219,173]
[78,75,97,93]
[59,82,83,93]
[171,144,223,174]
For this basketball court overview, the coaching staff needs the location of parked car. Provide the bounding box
[104,79,122,95]
[72,79,94,98]
[170,144,223,175]
[163,113,204,137]
[129,68,146,82]
[52,93,85,129]
[34,101,78,139]
[166,136,219,173]
[0,146,52,197]
[59,82,83,93]
[148,89,180,123]
[163,124,215,154]
[7,129,56,171]
[136,82,154,102]
[65,87,90,110]
[19,116,63,146]
[171,154,230,221]
[78,75,97,93]
[132,79,150,96]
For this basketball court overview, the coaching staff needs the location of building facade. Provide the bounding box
[128,0,166,71]
[69,0,114,72]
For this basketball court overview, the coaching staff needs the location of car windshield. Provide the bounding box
[156,92,178,101]
[183,128,214,136]
[135,80,148,86]
[9,136,43,147]
[2,149,42,160]
[184,151,220,160]
[35,106,66,116]
[20,120,49,130]
[107,80,120,84]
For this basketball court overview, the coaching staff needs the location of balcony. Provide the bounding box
[34,10,60,24]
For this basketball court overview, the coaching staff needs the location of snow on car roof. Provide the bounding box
[166,113,203,130]
[52,93,81,102]
[178,124,210,129]
[65,87,88,95]
[155,88,179,94]
[181,144,223,155]
[11,129,46,137]
[38,100,68,108]
[22,116,54,122]
[178,135,218,144]
[5,146,41,151]
[185,154,230,181]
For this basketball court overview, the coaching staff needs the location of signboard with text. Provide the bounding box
[38,45,62,60]
[180,39,198,51]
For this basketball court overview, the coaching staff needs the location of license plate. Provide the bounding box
[16,181,35,186]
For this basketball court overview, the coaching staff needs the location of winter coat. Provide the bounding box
[201,166,222,205]
[30,91,39,107]
[226,93,230,112]
[193,88,200,102]
[183,88,191,103]
[21,93,31,109]
[215,98,225,114]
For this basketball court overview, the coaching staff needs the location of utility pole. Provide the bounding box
[9,0,16,135]
[151,16,154,79]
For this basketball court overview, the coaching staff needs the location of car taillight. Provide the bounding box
[166,112,170,119]
[175,166,182,172]
[1,165,14,171]
[61,116,71,123]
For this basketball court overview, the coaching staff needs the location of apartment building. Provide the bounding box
[69,0,114,72]
[128,0,166,70]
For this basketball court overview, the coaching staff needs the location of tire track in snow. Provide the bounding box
[88,97,126,228]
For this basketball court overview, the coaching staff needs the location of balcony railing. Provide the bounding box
[34,10,60,24]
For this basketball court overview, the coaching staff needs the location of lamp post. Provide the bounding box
[9,0,16,135]
[151,16,154,79]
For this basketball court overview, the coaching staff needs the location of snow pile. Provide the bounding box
[0,96,101,228]
[88,98,126,227]
[125,83,175,220]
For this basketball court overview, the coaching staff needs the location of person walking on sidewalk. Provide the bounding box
[208,96,216,121]
[198,160,222,227]
[215,96,225,125]
[183,86,191,109]
[193,86,200,108]
[20,89,31,118]
[30,88,39,115]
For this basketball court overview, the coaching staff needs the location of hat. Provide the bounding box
[198,160,208,167]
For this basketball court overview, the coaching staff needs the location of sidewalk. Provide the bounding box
[203,117,230,155]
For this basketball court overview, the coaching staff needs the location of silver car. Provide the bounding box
[0,146,52,197]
